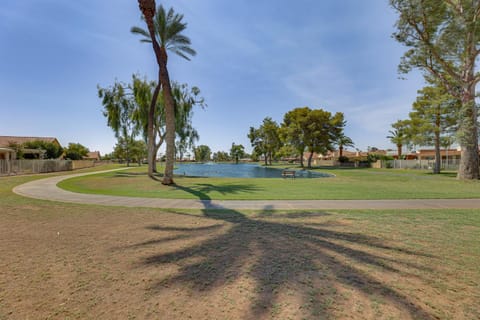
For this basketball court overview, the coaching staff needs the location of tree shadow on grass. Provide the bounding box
[174,183,263,200]
[129,185,437,319]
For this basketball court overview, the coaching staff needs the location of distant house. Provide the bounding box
[0,136,61,148]
[0,136,62,159]
[417,149,462,161]
[84,151,101,161]
[0,147,15,160]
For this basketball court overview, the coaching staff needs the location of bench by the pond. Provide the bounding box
[282,170,296,179]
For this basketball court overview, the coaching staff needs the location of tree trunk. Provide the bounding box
[264,153,268,166]
[339,146,344,157]
[433,132,441,174]
[152,142,162,173]
[397,144,402,159]
[457,84,479,180]
[299,148,304,168]
[158,48,176,185]
[307,150,313,168]
[147,83,161,177]
[140,5,162,180]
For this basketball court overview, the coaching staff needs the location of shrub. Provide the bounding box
[338,156,349,163]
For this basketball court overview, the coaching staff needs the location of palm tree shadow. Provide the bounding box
[133,185,437,319]
[174,183,263,200]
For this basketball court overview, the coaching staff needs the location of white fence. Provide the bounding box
[385,159,461,170]
[0,160,73,175]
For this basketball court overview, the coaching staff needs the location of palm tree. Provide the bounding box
[387,129,405,159]
[134,1,196,184]
[336,134,354,158]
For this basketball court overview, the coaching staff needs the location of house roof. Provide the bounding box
[418,149,462,157]
[0,147,14,153]
[85,151,101,160]
[0,136,60,147]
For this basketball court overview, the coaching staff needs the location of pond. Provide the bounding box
[173,163,333,179]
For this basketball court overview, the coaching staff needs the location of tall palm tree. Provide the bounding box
[336,134,354,158]
[134,1,196,184]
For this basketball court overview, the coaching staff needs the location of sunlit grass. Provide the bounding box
[58,165,480,200]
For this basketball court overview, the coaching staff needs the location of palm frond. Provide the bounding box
[130,26,151,40]
[172,50,192,61]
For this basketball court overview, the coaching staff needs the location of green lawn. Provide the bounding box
[57,165,480,200]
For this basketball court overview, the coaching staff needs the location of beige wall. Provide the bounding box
[72,160,95,170]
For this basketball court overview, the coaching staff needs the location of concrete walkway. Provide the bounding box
[12,169,480,210]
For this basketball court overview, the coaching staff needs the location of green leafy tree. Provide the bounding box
[7,142,23,159]
[304,109,345,168]
[280,107,310,168]
[129,140,148,166]
[391,0,480,179]
[113,138,146,166]
[230,143,245,164]
[131,77,203,171]
[98,81,138,167]
[212,151,230,162]
[65,143,90,160]
[194,145,211,162]
[173,83,204,163]
[23,140,63,159]
[408,84,459,173]
[248,117,282,166]
[133,2,196,185]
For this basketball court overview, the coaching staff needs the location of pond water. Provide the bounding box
[173,163,333,179]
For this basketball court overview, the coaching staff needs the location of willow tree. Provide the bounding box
[391,0,480,179]
[98,81,138,167]
[132,78,204,172]
[134,1,196,184]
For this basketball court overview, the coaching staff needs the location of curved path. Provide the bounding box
[12,169,480,210]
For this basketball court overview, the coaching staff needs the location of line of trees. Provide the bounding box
[8,141,90,160]
[248,107,352,168]
[388,80,458,174]
[390,0,480,179]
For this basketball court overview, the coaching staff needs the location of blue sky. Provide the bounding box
[1,0,424,155]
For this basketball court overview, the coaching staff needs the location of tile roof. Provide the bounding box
[0,136,60,147]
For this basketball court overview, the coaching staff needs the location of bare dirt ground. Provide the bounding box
[1,176,479,319]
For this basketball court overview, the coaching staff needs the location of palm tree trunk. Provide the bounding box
[339,146,344,157]
[158,48,176,185]
[397,144,402,159]
[139,3,162,180]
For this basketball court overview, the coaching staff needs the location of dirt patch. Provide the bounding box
[0,203,478,319]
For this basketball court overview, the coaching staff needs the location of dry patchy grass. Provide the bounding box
[1,173,479,319]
